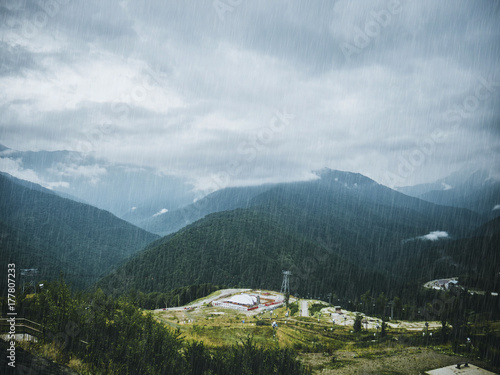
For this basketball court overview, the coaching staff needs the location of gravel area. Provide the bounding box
[300,347,496,375]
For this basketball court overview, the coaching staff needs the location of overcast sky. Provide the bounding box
[0,0,499,192]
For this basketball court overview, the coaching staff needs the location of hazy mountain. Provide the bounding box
[137,184,276,236]
[98,169,488,299]
[397,169,500,219]
[98,208,389,299]
[0,173,159,291]
[138,168,488,238]
[248,169,485,269]
[0,144,195,220]
[396,169,474,196]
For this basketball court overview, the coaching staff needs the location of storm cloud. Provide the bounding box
[1,0,499,192]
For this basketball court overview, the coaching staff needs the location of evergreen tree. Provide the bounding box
[353,313,363,333]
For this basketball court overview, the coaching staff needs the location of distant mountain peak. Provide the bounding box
[314,168,377,187]
[465,169,495,186]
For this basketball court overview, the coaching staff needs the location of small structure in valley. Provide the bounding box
[424,278,459,291]
[212,291,284,312]
[212,293,260,311]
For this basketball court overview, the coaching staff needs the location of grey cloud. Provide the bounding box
[0,0,499,190]
[0,42,39,76]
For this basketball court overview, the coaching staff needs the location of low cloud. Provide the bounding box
[418,231,449,241]
[441,183,452,190]
[403,230,450,244]
[48,163,107,185]
[45,181,70,189]
[0,157,37,180]
[493,205,500,211]
[0,1,499,190]
[153,208,168,217]
[0,157,66,189]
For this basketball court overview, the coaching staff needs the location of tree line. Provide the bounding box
[125,283,226,309]
[14,278,309,374]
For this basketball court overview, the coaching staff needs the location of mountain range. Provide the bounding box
[0,173,159,292]
[3,142,498,235]
[1,160,498,302]
[128,167,500,237]
[0,143,195,220]
[397,169,500,220]
[98,169,497,300]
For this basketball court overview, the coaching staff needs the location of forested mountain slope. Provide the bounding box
[98,170,490,299]
[98,208,388,298]
[0,173,159,291]
[137,184,275,236]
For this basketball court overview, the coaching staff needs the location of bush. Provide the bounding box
[290,302,299,316]
[309,303,326,315]
[21,280,311,374]
[186,336,310,375]
[353,313,363,333]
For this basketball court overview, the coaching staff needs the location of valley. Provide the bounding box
[1,2,499,372]
[1,168,499,373]
[151,289,498,374]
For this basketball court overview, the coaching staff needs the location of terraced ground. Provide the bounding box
[152,291,499,374]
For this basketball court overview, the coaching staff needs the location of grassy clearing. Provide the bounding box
[184,289,224,306]
[153,302,500,374]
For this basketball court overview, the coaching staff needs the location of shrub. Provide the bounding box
[353,313,363,333]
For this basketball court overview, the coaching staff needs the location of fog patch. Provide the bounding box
[418,231,449,241]
[153,208,169,217]
[441,182,452,190]
[402,230,450,244]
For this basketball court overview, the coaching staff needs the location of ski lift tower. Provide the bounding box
[21,268,39,294]
[280,270,291,297]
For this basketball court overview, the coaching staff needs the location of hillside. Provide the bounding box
[136,169,486,238]
[402,217,500,292]
[135,184,276,236]
[248,170,485,270]
[98,208,388,299]
[98,169,490,299]
[0,173,159,291]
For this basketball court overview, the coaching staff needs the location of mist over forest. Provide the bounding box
[1,1,499,374]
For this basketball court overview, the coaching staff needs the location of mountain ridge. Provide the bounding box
[0,172,159,291]
[397,169,500,219]
[98,169,492,299]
